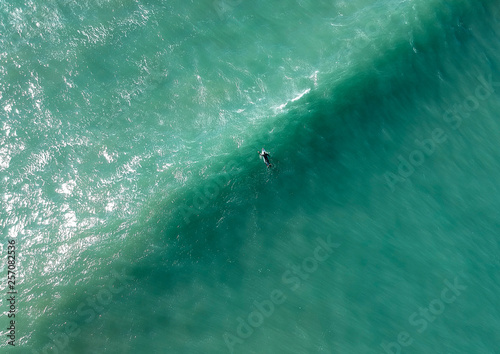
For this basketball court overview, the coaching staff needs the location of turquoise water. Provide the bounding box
[1,0,500,353]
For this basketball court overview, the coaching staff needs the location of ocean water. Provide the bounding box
[1,0,500,353]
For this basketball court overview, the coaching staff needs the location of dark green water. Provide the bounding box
[0,0,499,353]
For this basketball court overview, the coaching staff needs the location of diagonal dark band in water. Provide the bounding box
[27,0,500,352]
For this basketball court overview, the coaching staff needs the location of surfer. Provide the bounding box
[258,148,272,168]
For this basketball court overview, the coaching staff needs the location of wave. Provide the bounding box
[24,0,500,352]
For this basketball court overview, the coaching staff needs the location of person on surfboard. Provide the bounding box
[258,148,272,168]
